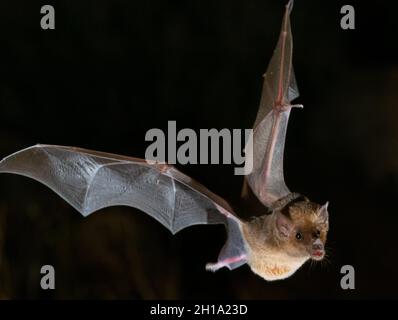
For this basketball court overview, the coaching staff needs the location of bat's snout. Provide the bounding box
[310,239,325,261]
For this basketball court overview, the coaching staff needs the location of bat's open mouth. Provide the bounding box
[311,250,325,261]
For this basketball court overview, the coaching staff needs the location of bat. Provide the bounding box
[0,0,329,281]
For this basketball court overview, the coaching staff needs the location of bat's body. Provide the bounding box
[0,1,329,281]
[242,194,328,280]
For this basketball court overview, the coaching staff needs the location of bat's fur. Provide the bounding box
[242,195,329,281]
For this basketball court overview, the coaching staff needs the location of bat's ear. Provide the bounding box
[276,212,294,238]
[317,201,329,225]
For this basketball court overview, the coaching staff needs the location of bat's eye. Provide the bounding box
[295,232,303,240]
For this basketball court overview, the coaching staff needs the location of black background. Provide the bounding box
[0,0,397,299]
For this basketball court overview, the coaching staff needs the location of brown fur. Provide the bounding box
[242,197,329,281]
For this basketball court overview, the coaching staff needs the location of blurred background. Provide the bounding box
[0,0,397,299]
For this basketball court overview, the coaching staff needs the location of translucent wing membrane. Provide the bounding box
[245,0,300,207]
[0,144,248,269]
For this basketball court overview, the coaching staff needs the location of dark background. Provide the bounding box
[0,0,397,299]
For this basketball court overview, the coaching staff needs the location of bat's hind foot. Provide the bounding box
[205,254,247,272]
[205,262,225,273]
[278,103,303,112]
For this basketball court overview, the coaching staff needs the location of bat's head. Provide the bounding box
[276,198,329,261]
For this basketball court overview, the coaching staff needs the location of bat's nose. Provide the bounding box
[312,239,323,251]
[313,243,323,250]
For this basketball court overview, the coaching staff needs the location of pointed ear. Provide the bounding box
[276,212,293,238]
[318,201,329,225]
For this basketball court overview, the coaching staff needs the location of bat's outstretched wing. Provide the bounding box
[244,0,302,207]
[0,144,247,270]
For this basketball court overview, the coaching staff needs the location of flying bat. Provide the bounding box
[0,0,329,281]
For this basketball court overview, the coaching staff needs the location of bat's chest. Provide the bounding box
[248,251,307,281]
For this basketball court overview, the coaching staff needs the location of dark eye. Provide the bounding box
[295,232,303,240]
[316,230,321,236]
